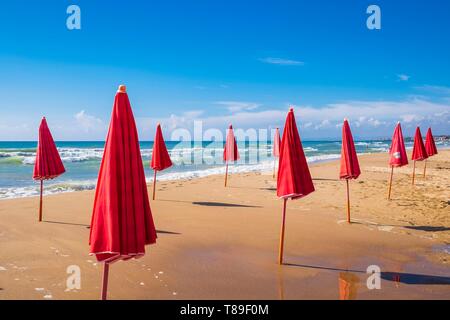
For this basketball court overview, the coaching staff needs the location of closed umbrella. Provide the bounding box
[223,124,239,187]
[150,123,173,200]
[411,127,428,185]
[387,122,408,200]
[89,85,157,300]
[276,108,315,265]
[423,128,438,178]
[339,119,361,223]
[33,117,65,222]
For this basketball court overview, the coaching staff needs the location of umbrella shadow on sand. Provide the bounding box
[156,229,181,235]
[312,178,340,182]
[43,220,90,228]
[284,263,450,285]
[157,199,261,208]
[404,226,450,232]
[348,220,450,233]
[192,201,262,208]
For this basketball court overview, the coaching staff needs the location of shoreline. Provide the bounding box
[1,143,449,201]
[0,149,406,201]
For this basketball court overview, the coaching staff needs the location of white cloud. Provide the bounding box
[414,84,450,95]
[74,110,105,132]
[397,74,410,81]
[314,119,331,130]
[3,97,448,140]
[401,114,424,123]
[135,97,449,139]
[259,57,304,66]
[215,101,261,113]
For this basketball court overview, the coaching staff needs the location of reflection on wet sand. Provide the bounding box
[338,272,360,300]
[278,268,285,300]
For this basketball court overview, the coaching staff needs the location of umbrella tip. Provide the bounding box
[344,118,348,122]
[289,107,294,112]
[118,84,127,93]
[229,124,233,129]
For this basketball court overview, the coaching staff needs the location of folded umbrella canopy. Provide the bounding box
[150,123,173,200]
[339,119,360,223]
[223,124,239,187]
[272,128,281,178]
[33,117,65,222]
[387,122,408,200]
[411,127,428,185]
[89,85,157,300]
[423,128,438,178]
[276,108,314,264]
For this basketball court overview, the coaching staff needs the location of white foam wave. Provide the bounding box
[0,180,96,199]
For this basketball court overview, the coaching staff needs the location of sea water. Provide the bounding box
[0,139,446,199]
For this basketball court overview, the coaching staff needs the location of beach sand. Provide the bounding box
[0,151,449,300]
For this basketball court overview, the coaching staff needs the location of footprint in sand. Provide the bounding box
[0,266,6,271]
[43,294,53,299]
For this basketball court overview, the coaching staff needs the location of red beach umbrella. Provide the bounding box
[424,128,437,157]
[223,124,239,187]
[150,123,173,200]
[411,127,428,185]
[423,128,438,178]
[387,122,408,200]
[89,85,157,300]
[276,108,314,264]
[339,119,360,223]
[272,128,281,178]
[33,117,65,222]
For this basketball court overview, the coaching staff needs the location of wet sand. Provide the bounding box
[0,151,449,299]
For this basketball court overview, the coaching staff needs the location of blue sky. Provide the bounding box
[0,0,449,140]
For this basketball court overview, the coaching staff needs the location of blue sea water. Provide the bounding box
[0,138,446,199]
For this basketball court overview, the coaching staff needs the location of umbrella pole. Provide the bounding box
[423,159,427,178]
[412,161,416,185]
[224,163,229,187]
[278,198,287,265]
[39,180,43,222]
[346,179,351,223]
[387,166,394,200]
[273,159,276,179]
[101,262,110,300]
[152,170,157,200]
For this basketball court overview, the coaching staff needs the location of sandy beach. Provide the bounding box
[0,151,449,300]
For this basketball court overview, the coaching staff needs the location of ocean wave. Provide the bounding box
[304,147,319,152]
[0,180,96,199]
[0,152,344,199]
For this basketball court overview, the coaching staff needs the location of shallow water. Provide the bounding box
[0,139,447,199]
